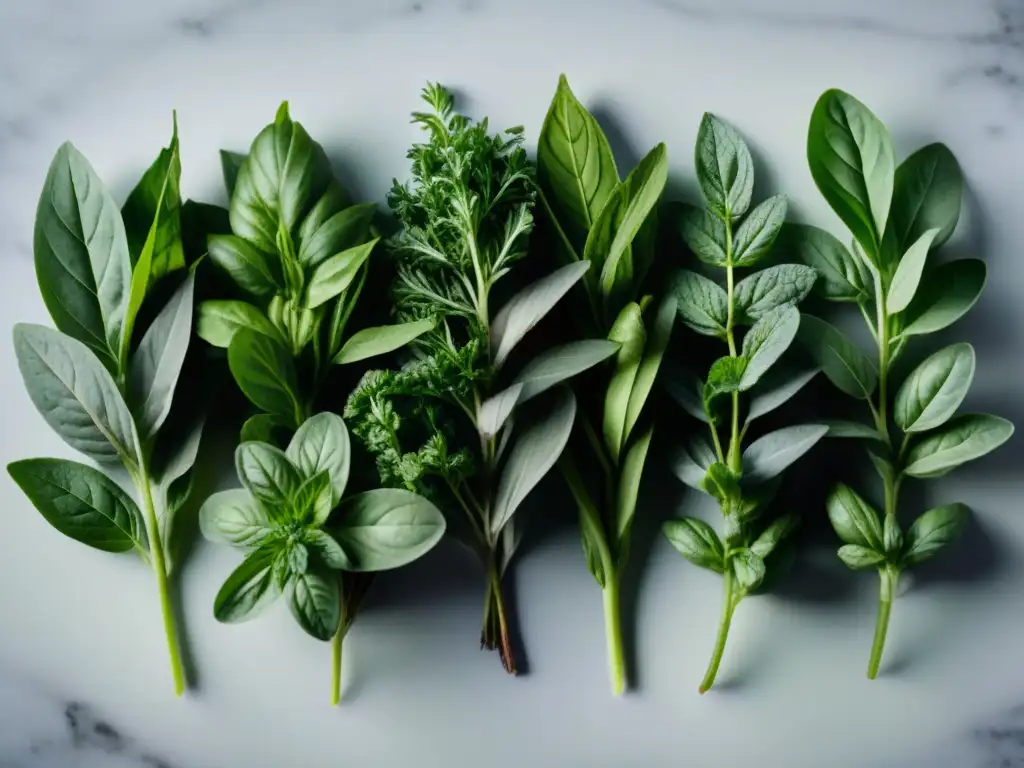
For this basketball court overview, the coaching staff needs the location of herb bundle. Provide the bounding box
[535,75,671,695]
[796,89,1014,678]
[200,412,444,704]
[8,122,207,695]
[346,83,613,673]
[662,114,826,693]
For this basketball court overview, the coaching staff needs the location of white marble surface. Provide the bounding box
[2,1,1024,766]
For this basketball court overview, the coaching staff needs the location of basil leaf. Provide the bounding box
[750,513,798,559]
[886,227,941,314]
[837,544,885,570]
[738,306,800,390]
[616,426,653,543]
[734,264,816,323]
[745,366,818,424]
[304,239,377,309]
[477,383,524,440]
[235,442,302,506]
[197,300,283,349]
[298,201,376,269]
[304,529,351,570]
[663,366,709,424]
[14,324,137,465]
[128,272,195,440]
[239,414,290,446]
[732,195,787,267]
[895,343,975,434]
[603,303,646,463]
[901,503,969,567]
[490,389,576,537]
[826,483,883,549]
[287,566,340,641]
[331,488,446,571]
[34,143,131,369]
[8,458,146,554]
[732,549,766,592]
[623,296,676,446]
[883,514,903,555]
[903,414,1014,478]
[694,113,754,220]
[292,471,333,527]
[332,318,435,365]
[897,259,986,339]
[669,269,729,337]
[891,143,962,252]
[220,150,247,197]
[199,489,273,549]
[674,202,728,267]
[491,261,591,369]
[286,412,350,503]
[227,328,300,423]
[511,339,619,404]
[798,315,878,399]
[670,437,717,491]
[213,546,281,623]
[785,223,869,302]
[741,424,828,485]
[207,234,281,298]
[663,517,725,573]
[822,420,887,443]
[807,89,895,257]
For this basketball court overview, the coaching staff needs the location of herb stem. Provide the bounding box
[481,556,516,674]
[602,568,626,696]
[867,565,898,679]
[700,566,736,694]
[723,223,741,472]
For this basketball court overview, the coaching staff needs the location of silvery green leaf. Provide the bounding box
[798,315,878,400]
[745,366,818,424]
[663,366,709,424]
[332,488,446,571]
[822,420,887,443]
[287,565,340,641]
[750,514,798,559]
[785,223,869,302]
[675,202,728,266]
[670,437,718,491]
[734,264,817,323]
[695,113,754,220]
[732,195,787,267]
[199,489,274,549]
[512,340,619,403]
[731,549,766,592]
[669,269,729,338]
[286,412,350,503]
[886,227,941,314]
[896,259,985,339]
[738,306,800,390]
[478,383,524,439]
[894,343,975,434]
[742,424,828,485]
[903,414,1013,478]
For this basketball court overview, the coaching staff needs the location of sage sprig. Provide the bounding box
[662,113,826,693]
[536,74,671,695]
[200,412,444,704]
[346,84,612,674]
[797,89,1013,678]
[8,121,206,696]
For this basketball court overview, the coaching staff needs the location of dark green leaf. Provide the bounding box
[240,414,290,445]
[742,424,828,484]
[332,488,446,571]
[695,113,754,220]
[895,343,975,434]
[663,517,725,572]
[207,234,281,297]
[837,544,885,569]
[663,366,709,424]
[703,462,740,504]
[196,300,283,349]
[199,489,273,549]
[286,565,340,641]
[785,223,870,302]
[734,264,817,323]
[903,414,1013,478]
[674,202,728,266]
[902,503,969,567]
[822,420,887,443]
[291,471,333,527]
[732,195,787,267]
[213,546,281,623]
[883,514,903,554]
[304,529,351,570]
[891,143,962,252]
[897,259,986,339]
[227,328,300,422]
[669,269,728,337]
[739,306,800,390]
[333,319,435,365]
[298,201,376,269]
[798,315,878,399]
[826,483,883,549]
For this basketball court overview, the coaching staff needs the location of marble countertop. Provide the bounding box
[2,1,1024,766]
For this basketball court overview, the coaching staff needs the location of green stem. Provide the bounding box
[602,569,626,696]
[481,556,516,674]
[867,565,898,679]
[700,566,736,694]
[330,608,346,706]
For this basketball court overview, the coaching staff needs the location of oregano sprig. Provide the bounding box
[797,89,1013,678]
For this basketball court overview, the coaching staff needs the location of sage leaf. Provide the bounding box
[734,264,817,323]
[227,328,300,423]
[623,296,676,445]
[891,143,962,252]
[798,315,878,399]
[664,366,709,424]
[8,458,146,553]
[304,239,377,309]
[287,566,340,641]
[286,412,350,504]
[895,343,975,434]
[298,201,376,269]
[490,389,576,537]
[616,426,653,542]
[745,366,818,424]
[822,420,887,443]
[512,339,619,403]
[901,503,969,566]
[213,545,281,623]
[886,227,941,314]
[732,195,787,267]
[14,324,137,464]
[669,269,729,337]
[786,223,869,302]
[837,544,885,570]
[199,489,273,549]
[695,113,754,220]
[235,442,301,507]
[671,438,717,491]
[674,202,728,267]
[478,383,524,439]
[197,300,283,349]
[604,303,646,463]
[332,319,434,365]
[663,517,725,572]
[750,513,798,559]
[897,259,986,339]
[742,424,828,485]
[739,306,800,390]
[331,488,446,571]
[207,234,281,297]
[826,483,883,550]
[732,549,766,592]
[903,414,1013,478]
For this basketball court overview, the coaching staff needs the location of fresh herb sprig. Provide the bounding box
[8,121,208,696]
[200,412,444,704]
[796,89,1014,678]
[347,83,612,673]
[198,103,433,440]
[663,114,826,694]
[535,75,671,695]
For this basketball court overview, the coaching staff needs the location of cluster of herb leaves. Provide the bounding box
[535,75,673,695]
[200,412,444,704]
[198,103,434,440]
[7,120,209,696]
[662,113,827,693]
[346,83,615,673]
[795,89,1014,678]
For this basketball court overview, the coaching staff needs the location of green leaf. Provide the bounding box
[199,489,273,549]
[822,420,887,443]
[34,143,131,369]
[807,89,895,256]
[891,143,962,252]
[705,357,747,407]
[745,366,818,424]
[750,513,798,559]
[734,264,817,323]
[477,383,524,440]
[670,438,717,491]
[616,427,653,542]
[903,414,1014,478]
[663,366,709,424]
[603,303,646,463]
[286,566,340,641]
[240,414,290,445]
[220,150,247,197]
[623,296,676,444]
[798,315,878,399]
[742,424,828,485]
[333,318,435,366]
[897,259,986,339]
[732,195,788,267]
[674,202,729,267]
[213,546,281,623]
[332,488,446,571]
[13,324,137,465]
[703,462,741,504]
[512,339,619,403]
[235,442,302,507]
[883,514,903,554]
[227,328,300,423]
[286,412,350,504]
[291,471,334,527]
[837,544,885,570]
[304,529,351,570]
[491,389,576,537]
[196,300,283,349]
[207,234,281,297]
[694,113,754,220]
[739,306,800,390]
[895,343,975,434]
[902,503,969,567]
[663,517,725,572]
[298,201,376,269]
[8,458,145,553]
[304,239,378,309]
[826,483,883,549]
[886,227,941,314]
[491,261,591,369]
[669,269,729,337]
[785,223,870,302]
[128,272,195,440]
[732,549,766,592]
